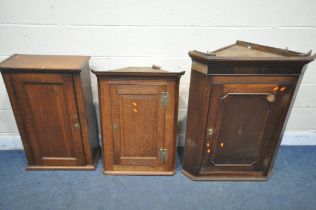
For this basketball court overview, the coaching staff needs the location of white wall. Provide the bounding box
[0,0,316,149]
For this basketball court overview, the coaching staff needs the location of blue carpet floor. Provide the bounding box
[0,146,315,210]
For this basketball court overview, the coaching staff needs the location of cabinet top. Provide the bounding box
[92,66,185,78]
[189,40,316,64]
[0,54,90,72]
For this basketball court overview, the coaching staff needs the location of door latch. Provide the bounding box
[161,90,169,107]
[160,148,168,164]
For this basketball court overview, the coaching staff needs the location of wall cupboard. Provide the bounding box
[93,67,184,175]
[182,41,316,180]
[0,54,100,170]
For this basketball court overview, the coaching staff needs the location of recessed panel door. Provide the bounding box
[12,73,85,166]
[111,84,165,167]
[203,81,293,171]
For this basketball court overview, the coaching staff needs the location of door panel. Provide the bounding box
[203,82,292,171]
[213,94,272,165]
[111,84,165,167]
[12,73,85,166]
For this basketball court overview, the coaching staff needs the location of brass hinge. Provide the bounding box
[161,90,168,107]
[160,148,168,164]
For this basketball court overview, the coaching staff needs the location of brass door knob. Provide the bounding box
[207,128,214,136]
[266,94,276,103]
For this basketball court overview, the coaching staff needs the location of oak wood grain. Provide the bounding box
[93,67,184,175]
[183,41,315,180]
[0,54,100,170]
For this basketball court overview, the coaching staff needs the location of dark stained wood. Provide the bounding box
[192,61,305,75]
[93,67,184,175]
[182,70,211,176]
[183,41,315,180]
[0,54,100,170]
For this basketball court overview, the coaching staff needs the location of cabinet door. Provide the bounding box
[110,84,165,167]
[202,77,295,172]
[12,73,85,166]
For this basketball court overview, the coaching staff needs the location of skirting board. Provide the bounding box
[0,134,23,150]
[0,131,316,150]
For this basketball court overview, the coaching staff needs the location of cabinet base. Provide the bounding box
[25,148,101,171]
[103,170,176,176]
[182,169,270,181]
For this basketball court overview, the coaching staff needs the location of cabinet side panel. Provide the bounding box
[99,79,114,171]
[1,72,35,164]
[183,70,210,174]
[75,65,100,164]
[266,75,299,176]
[164,80,178,172]
[81,65,99,150]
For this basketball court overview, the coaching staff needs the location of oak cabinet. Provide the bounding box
[93,67,184,175]
[182,41,315,180]
[0,54,100,170]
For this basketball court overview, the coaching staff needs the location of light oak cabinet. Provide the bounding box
[182,41,315,180]
[0,54,100,170]
[93,67,184,175]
